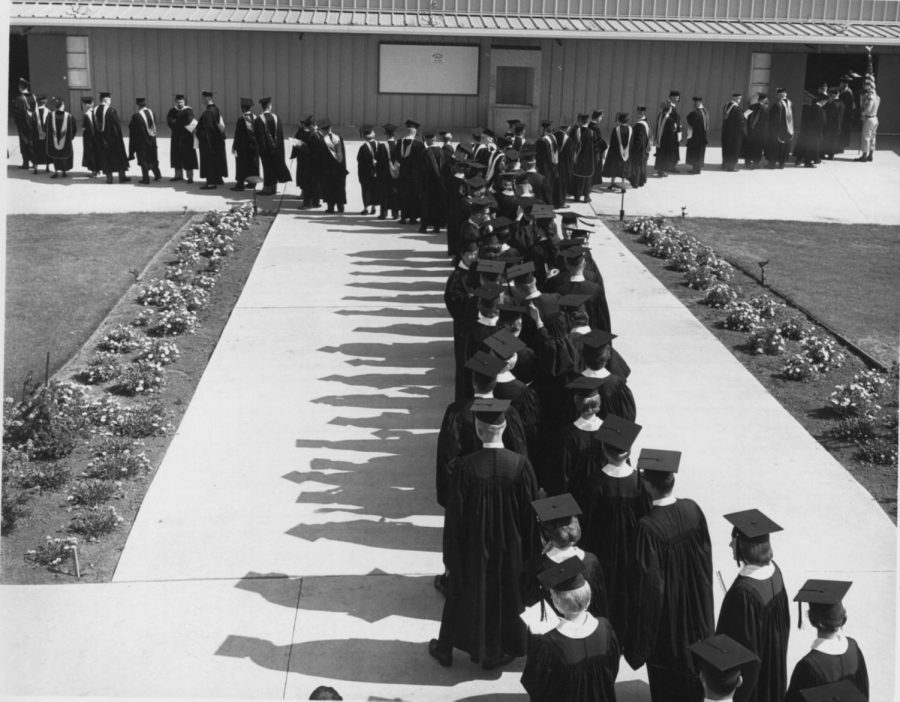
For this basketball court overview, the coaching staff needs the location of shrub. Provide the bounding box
[830,416,877,442]
[191,273,217,290]
[702,283,739,308]
[137,278,186,310]
[137,338,180,366]
[107,400,171,438]
[624,215,665,239]
[178,285,210,312]
[748,326,786,356]
[856,438,898,466]
[97,324,142,353]
[68,506,123,539]
[749,295,785,320]
[2,490,32,534]
[112,360,166,396]
[669,249,697,272]
[724,301,762,332]
[649,233,681,260]
[12,462,71,491]
[68,479,120,507]
[829,370,889,418]
[165,263,196,284]
[173,239,201,266]
[83,438,151,480]
[686,258,734,291]
[25,536,78,567]
[132,308,155,328]
[147,306,198,336]
[3,382,94,459]
[77,351,124,385]
[800,336,845,373]
[778,315,809,341]
[781,354,817,381]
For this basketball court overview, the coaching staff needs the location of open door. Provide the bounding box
[488,48,541,138]
[28,34,68,103]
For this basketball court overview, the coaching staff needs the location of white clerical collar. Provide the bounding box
[571,325,591,335]
[477,313,498,327]
[525,290,541,300]
[556,612,599,639]
[574,416,601,432]
[546,545,584,563]
[582,367,610,379]
[569,274,586,282]
[811,633,848,655]
[602,462,634,477]
[739,563,775,580]
[653,495,677,507]
[496,370,516,383]
[458,261,470,271]
[482,441,504,449]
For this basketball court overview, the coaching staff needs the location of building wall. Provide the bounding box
[26,26,897,137]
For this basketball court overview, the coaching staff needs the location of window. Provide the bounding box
[748,52,771,100]
[66,36,90,89]
[496,66,535,106]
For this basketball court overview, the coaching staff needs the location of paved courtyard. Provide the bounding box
[2,135,897,701]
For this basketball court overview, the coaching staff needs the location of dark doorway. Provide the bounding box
[8,32,30,106]
[805,52,878,93]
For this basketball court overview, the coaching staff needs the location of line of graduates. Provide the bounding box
[423,205,869,700]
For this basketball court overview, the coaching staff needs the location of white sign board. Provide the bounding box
[379,44,479,95]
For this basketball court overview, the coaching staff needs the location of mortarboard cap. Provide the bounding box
[487,216,514,231]
[724,509,783,541]
[477,258,506,276]
[81,96,94,105]
[18,77,30,88]
[473,283,504,302]
[636,105,647,112]
[201,90,213,97]
[259,97,272,107]
[798,680,868,702]
[757,92,769,100]
[827,87,839,95]
[381,122,397,133]
[404,119,420,129]
[561,245,587,260]
[484,328,527,360]
[616,112,630,122]
[465,351,507,379]
[570,228,594,241]
[36,94,48,102]
[591,110,603,119]
[471,130,482,140]
[692,96,704,101]
[557,293,592,309]
[689,634,759,690]
[456,142,473,157]
[240,97,254,110]
[565,375,607,395]
[579,329,617,348]
[598,415,642,452]
[531,204,555,220]
[466,177,489,190]
[319,118,332,129]
[732,92,743,97]
[423,130,435,139]
[360,124,375,135]
[467,194,491,209]
[540,119,553,128]
[99,92,111,99]
[507,118,522,127]
[532,493,582,523]
[482,128,496,138]
[471,396,511,425]
[536,556,587,592]
[776,87,787,93]
[498,303,528,317]
[507,261,536,280]
[669,90,681,97]
[577,112,590,121]
[136,97,147,106]
[514,123,526,133]
[794,579,852,631]
[174,94,185,101]
[504,149,520,162]
[637,448,682,473]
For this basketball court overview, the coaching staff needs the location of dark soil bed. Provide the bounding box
[2,211,274,583]
[607,218,897,523]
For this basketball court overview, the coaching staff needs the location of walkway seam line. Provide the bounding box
[283,576,304,699]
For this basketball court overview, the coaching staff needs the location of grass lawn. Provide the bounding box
[677,218,900,367]
[4,213,190,398]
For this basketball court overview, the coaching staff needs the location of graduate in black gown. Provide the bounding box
[578,331,635,422]
[568,114,596,202]
[497,303,538,385]
[601,112,633,187]
[486,329,542,460]
[166,94,198,183]
[254,98,291,195]
[95,92,131,183]
[80,96,99,176]
[457,279,505,401]
[629,106,653,188]
[626,449,714,702]
[784,581,868,701]
[716,509,790,702]
[743,93,770,169]
[691,634,761,702]
[554,378,606,500]
[654,92,682,176]
[793,93,828,168]
[46,97,77,177]
[31,95,52,174]
[356,124,378,215]
[685,97,710,174]
[231,98,259,191]
[13,78,37,170]
[430,399,540,670]
[521,556,619,702]
[293,117,322,208]
[127,97,162,184]
[581,415,649,648]
[196,90,228,189]
[521,494,609,621]
[551,245,611,334]
[444,239,479,390]
[721,93,747,172]
[317,119,348,213]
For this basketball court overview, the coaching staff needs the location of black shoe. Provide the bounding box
[418,225,427,233]
[866,152,873,162]
[106,175,113,184]
[378,213,387,220]
[338,206,344,213]
[200,183,217,190]
[19,164,30,170]
[153,172,162,181]
[186,178,194,184]
[428,640,452,667]
[481,653,515,671]
[139,178,150,184]
[326,207,335,213]
[231,185,245,191]
[399,218,408,224]
[51,172,60,179]
[169,176,184,182]
[360,209,369,215]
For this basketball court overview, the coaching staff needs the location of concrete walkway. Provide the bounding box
[1,139,897,701]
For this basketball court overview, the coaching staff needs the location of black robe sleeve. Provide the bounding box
[625,522,665,670]
[435,403,463,508]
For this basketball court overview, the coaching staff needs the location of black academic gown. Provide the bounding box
[654,105,681,173]
[196,103,228,183]
[81,108,99,172]
[255,112,291,188]
[743,103,769,165]
[821,100,845,158]
[794,104,826,166]
[555,421,606,503]
[419,144,447,227]
[166,105,198,170]
[602,124,633,180]
[46,110,77,171]
[783,638,868,702]
[552,278,612,333]
[521,619,620,702]
[837,88,855,152]
[14,92,37,165]
[232,112,260,184]
[521,549,609,620]
[568,124,595,199]
[685,108,709,172]
[722,102,747,170]
[589,121,607,185]
[128,108,160,168]
[580,466,651,648]
[494,377,542,463]
[293,127,321,206]
[437,447,541,663]
[766,99,794,166]
[626,498,714,702]
[434,398,529,508]
[398,137,425,221]
[95,104,130,174]
[629,119,652,187]
[375,138,400,217]
[31,105,52,166]
[716,563,791,702]
[319,131,348,208]
[357,139,378,209]
[444,265,478,400]
[535,134,560,207]
[555,130,575,205]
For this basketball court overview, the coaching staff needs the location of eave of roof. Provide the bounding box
[10,2,900,45]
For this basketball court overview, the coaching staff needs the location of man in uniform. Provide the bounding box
[13,78,37,170]
[254,97,291,195]
[166,94,198,183]
[357,124,378,215]
[685,96,709,174]
[721,92,747,171]
[231,97,259,191]
[654,91,682,177]
[856,66,880,162]
[196,90,227,189]
[766,88,794,169]
[80,96,100,177]
[128,97,162,184]
[626,449,714,702]
[95,91,131,183]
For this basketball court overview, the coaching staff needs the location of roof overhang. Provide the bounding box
[10,2,900,45]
